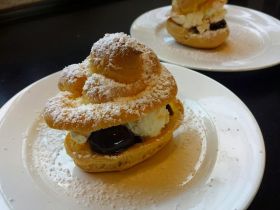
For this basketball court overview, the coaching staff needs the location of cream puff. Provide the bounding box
[166,0,229,49]
[43,33,184,172]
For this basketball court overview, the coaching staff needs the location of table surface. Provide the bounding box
[0,0,279,209]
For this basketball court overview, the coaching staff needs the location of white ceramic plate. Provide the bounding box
[130,5,280,71]
[0,63,265,210]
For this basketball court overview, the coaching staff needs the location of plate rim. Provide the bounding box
[165,63,266,209]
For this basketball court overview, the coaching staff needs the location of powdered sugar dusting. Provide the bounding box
[24,100,216,210]
[60,64,86,86]
[83,73,145,103]
[44,33,177,133]
[91,33,151,71]
[44,67,176,133]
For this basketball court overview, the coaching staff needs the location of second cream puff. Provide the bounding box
[166,0,229,49]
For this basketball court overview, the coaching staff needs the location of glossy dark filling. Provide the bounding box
[209,19,227,31]
[166,104,174,116]
[88,104,173,155]
[88,125,142,155]
[190,27,199,34]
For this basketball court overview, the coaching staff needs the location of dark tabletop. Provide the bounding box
[0,0,279,209]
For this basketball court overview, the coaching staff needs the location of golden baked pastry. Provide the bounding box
[44,33,184,172]
[166,0,229,49]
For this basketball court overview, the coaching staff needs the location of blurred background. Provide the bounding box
[0,0,279,106]
[1,0,279,24]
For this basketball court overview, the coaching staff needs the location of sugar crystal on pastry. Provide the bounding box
[43,33,184,172]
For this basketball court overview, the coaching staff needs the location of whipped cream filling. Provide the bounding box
[70,131,89,144]
[70,105,170,144]
[126,105,170,138]
[171,1,226,33]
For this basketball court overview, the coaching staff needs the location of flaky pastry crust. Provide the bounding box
[44,33,177,133]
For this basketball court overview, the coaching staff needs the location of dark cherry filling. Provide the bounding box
[166,104,174,116]
[209,19,227,31]
[88,104,174,155]
[88,125,141,155]
[190,27,199,34]
[190,19,227,34]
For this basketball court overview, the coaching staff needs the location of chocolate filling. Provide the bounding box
[88,125,142,155]
[166,104,174,116]
[88,104,173,155]
[190,27,200,34]
[209,19,227,31]
[189,19,227,34]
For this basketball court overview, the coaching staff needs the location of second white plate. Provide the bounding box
[130,5,280,71]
